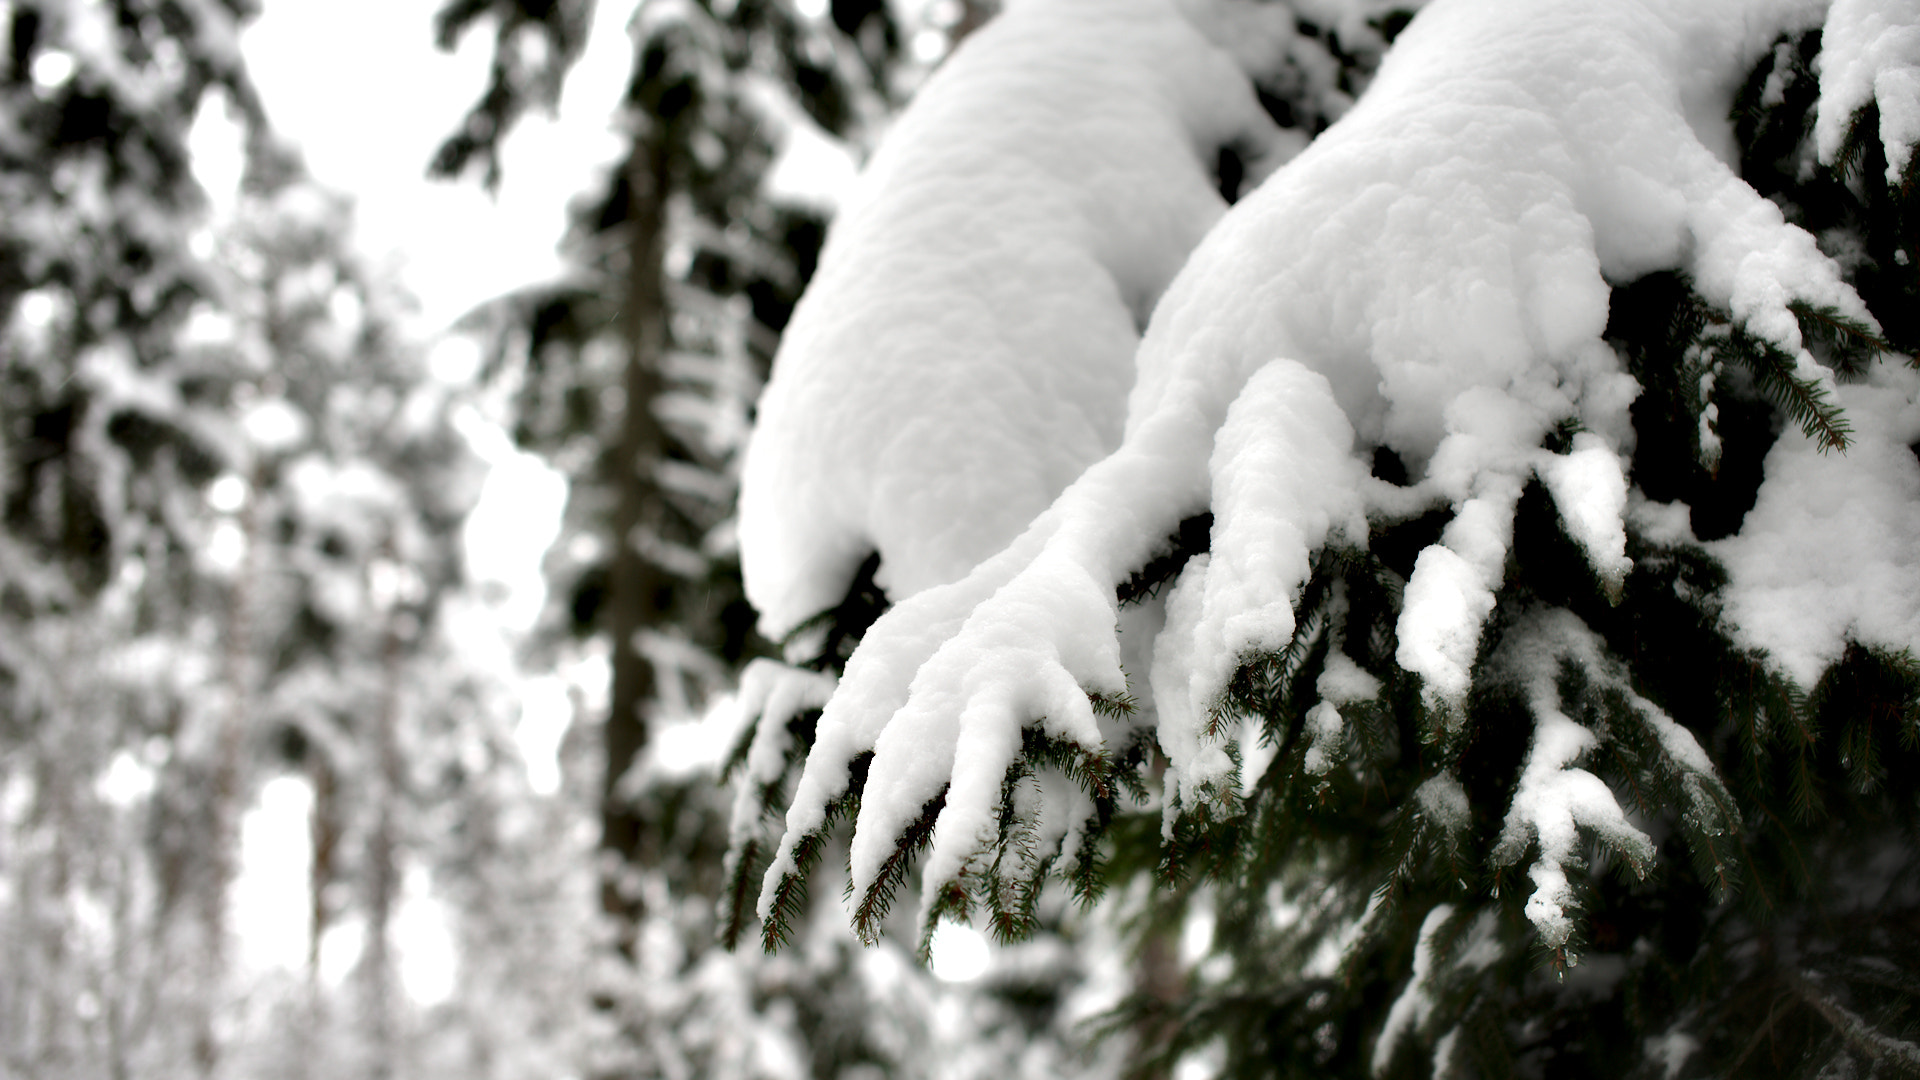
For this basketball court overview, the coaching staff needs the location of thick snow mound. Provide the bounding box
[1815,0,1920,183]
[736,0,1280,639]
[1714,361,1920,687]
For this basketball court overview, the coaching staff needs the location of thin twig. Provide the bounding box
[1782,968,1920,1076]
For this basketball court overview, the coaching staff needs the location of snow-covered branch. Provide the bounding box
[729,0,1920,981]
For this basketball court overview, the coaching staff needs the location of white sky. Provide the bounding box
[241,0,635,331]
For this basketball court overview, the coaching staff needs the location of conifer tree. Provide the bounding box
[428,2,1016,1076]
[0,6,522,1074]
[726,2,1920,1077]
[0,2,272,1072]
[431,0,895,934]
[189,147,500,1079]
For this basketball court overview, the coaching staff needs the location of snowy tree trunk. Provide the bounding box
[361,532,406,1080]
[304,749,339,1080]
[199,460,263,1079]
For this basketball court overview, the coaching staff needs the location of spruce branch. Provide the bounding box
[1090,688,1137,721]
[760,822,829,952]
[760,749,873,952]
[1116,512,1212,606]
[1159,777,1244,887]
[1828,958,1920,1001]
[984,759,1053,942]
[719,834,765,949]
[1594,680,1742,903]
[1832,102,1881,191]
[1212,581,1335,741]
[1729,326,1854,452]
[726,701,829,948]
[1783,968,1920,1076]
[1790,300,1893,377]
[1681,776,1742,904]
[781,549,890,672]
[916,875,975,966]
[719,716,757,781]
[1684,352,1727,474]
[1383,775,1473,898]
[853,786,947,945]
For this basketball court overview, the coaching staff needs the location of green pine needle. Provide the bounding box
[1790,299,1893,377]
[854,788,946,945]
[1730,327,1854,453]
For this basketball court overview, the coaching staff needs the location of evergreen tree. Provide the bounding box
[429,0,893,939]
[427,1,1017,1076]
[0,2,272,1072]
[433,1,1154,1073]
[187,150,502,1080]
[728,2,1920,1078]
[0,5,522,1074]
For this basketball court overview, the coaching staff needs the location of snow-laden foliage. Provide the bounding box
[746,0,1848,940]
[1817,0,1920,183]
[730,0,1920,1073]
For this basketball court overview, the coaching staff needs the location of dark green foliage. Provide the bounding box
[1246,4,1421,136]
[782,550,890,672]
[715,697,824,947]
[940,727,1126,948]
[1102,505,1920,1079]
[1118,513,1214,605]
[756,750,872,951]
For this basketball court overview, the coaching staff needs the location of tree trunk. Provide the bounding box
[600,131,671,957]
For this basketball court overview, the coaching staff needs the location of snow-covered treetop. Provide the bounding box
[727,0,1920,977]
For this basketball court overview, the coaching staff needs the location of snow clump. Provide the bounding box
[737,0,1286,639]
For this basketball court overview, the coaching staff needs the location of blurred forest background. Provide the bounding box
[0,1,1063,1077]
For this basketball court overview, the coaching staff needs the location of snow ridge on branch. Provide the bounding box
[737,0,1288,639]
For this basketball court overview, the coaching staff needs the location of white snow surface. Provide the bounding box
[1541,433,1633,592]
[1713,361,1920,687]
[737,0,1283,639]
[1645,1029,1702,1080]
[1151,359,1370,815]
[1301,651,1380,778]
[1815,0,1920,182]
[751,0,1888,934]
[1413,773,1470,833]
[1432,1028,1464,1080]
